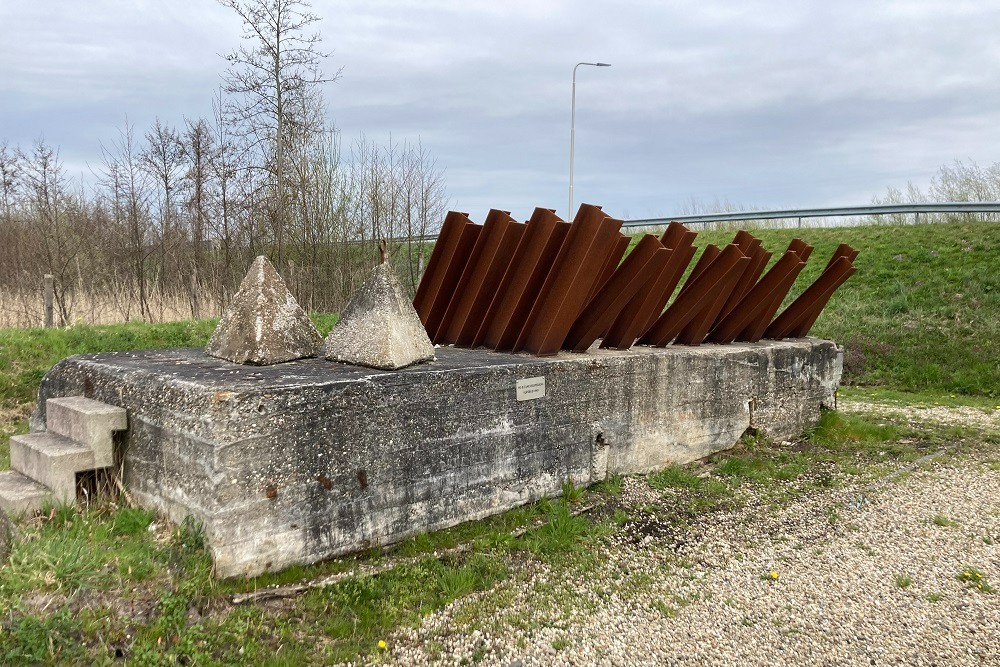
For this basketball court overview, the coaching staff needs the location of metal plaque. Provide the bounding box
[516,377,546,401]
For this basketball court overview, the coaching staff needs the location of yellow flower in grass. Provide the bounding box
[378,640,388,650]
[769,570,779,580]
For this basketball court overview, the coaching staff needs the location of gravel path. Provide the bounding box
[378,407,1000,667]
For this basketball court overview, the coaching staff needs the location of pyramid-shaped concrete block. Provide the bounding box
[323,263,435,370]
[206,256,322,365]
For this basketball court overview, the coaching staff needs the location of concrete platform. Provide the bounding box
[31,339,842,577]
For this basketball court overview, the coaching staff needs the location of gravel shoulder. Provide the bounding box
[379,404,1000,667]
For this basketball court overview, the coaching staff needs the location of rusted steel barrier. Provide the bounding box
[515,204,623,355]
[478,209,569,350]
[564,234,668,352]
[601,225,696,350]
[413,211,480,341]
[412,207,856,356]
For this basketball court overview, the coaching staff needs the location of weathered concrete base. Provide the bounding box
[32,339,841,577]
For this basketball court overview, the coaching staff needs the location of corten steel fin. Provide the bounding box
[825,243,858,269]
[707,251,805,344]
[482,210,571,351]
[765,257,856,339]
[515,204,623,356]
[422,216,483,342]
[677,244,721,297]
[736,240,814,342]
[586,234,631,304]
[601,240,696,350]
[736,263,808,343]
[715,241,769,325]
[771,245,857,339]
[474,208,569,349]
[563,235,668,352]
[640,244,746,346]
[435,210,513,343]
[659,221,691,250]
[760,244,854,341]
[673,252,751,346]
[731,229,756,252]
[454,219,527,347]
[788,244,857,338]
[788,238,814,262]
[413,211,473,326]
[636,237,698,338]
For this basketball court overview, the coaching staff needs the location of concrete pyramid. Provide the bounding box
[206,255,322,365]
[324,262,435,370]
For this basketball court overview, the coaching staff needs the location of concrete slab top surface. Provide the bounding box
[58,340,822,393]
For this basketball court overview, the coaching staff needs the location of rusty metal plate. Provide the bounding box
[736,240,814,342]
[765,256,856,339]
[601,239,696,350]
[413,210,473,327]
[766,245,857,339]
[716,242,769,325]
[564,234,667,352]
[787,245,857,337]
[586,234,631,304]
[454,219,526,347]
[640,244,746,346]
[673,250,751,346]
[515,204,623,355]
[677,244,721,297]
[435,210,514,343]
[480,209,570,351]
[659,221,691,250]
[707,250,804,344]
[420,215,483,343]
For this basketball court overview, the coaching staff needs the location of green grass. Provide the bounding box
[0,314,339,411]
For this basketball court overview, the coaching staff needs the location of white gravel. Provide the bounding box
[372,406,1000,667]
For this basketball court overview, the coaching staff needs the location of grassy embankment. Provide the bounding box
[0,222,998,664]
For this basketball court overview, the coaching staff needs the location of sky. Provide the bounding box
[3,0,1000,223]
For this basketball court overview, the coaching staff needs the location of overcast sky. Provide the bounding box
[3,0,1000,222]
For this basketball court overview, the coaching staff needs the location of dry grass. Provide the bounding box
[0,288,224,329]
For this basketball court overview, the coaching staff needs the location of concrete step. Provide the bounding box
[9,432,95,503]
[46,396,127,469]
[0,469,52,517]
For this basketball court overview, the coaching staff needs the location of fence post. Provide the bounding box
[43,274,54,328]
[915,211,920,225]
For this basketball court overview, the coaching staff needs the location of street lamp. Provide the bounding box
[569,61,611,220]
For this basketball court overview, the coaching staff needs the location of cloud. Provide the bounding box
[3,0,1000,222]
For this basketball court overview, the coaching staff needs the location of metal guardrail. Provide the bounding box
[405,202,1000,243]
[622,202,1000,228]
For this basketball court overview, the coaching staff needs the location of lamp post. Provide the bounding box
[569,61,611,220]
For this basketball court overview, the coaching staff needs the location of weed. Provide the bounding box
[926,592,943,602]
[895,575,913,588]
[522,500,592,558]
[562,479,585,504]
[0,607,86,664]
[957,567,994,593]
[932,514,959,528]
[648,464,704,490]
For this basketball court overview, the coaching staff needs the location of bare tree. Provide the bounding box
[98,121,156,321]
[219,0,340,271]
[0,141,20,222]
